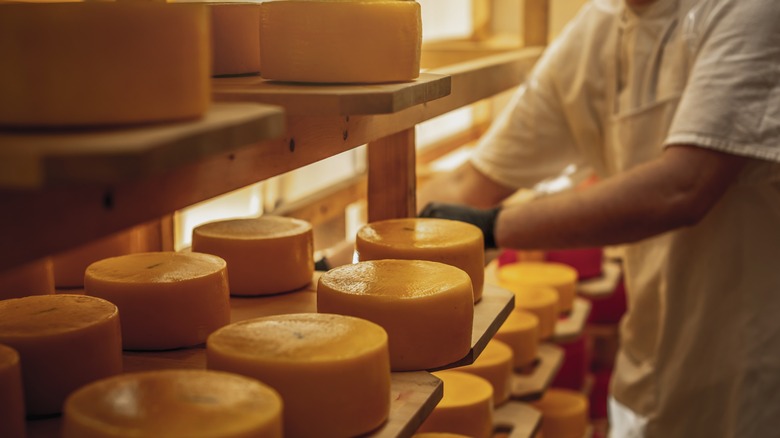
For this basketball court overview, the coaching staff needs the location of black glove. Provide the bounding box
[419,202,501,249]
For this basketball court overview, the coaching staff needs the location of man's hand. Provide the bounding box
[419,202,502,249]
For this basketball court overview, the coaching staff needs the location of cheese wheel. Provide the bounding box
[0,2,210,127]
[192,217,314,296]
[63,370,283,438]
[53,228,147,289]
[0,344,25,438]
[493,310,539,369]
[356,218,485,302]
[499,262,577,314]
[456,339,513,406]
[259,0,421,83]
[417,370,494,438]
[210,3,261,77]
[505,285,559,340]
[0,294,122,416]
[317,259,474,371]
[531,389,589,438]
[207,313,391,438]
[84,252,230,351]
[0,257,54,300]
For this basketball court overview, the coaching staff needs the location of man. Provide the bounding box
[418,0,780,436]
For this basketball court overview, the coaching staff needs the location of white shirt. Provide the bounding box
[472,0,780,436]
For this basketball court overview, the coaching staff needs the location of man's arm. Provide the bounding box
[417,161,517,211]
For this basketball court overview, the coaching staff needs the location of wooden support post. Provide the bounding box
[471,0,492,41]
[367,128,417,222]
[523,0,550,47]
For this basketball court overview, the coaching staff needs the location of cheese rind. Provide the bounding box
[210,3,261,76]
[417,371,494,438]
[0,257,54,300]
[84,251,230,350]
[192,217,314,296]
[0,2,210,127]
[498,262,577,314]
[531,389,589,438]
[0,294,122,416]
[317,259,474,371]
[456,339,514,406]
[207,313,391,438]
[0,344,25,438]
[259,0,421,83]
[503,284,559,340]
[493,310,539,368]
[63,370,283,438]
[356,218,485,302]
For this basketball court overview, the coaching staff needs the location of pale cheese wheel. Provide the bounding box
[531,389,589,438]
[456,339,514,407]
[0,294,122,416]
[499,262,577,314]
[505,285,559,340]
[192,216,314,296]
[317,259,474,371]
[84,252,230,351]
[493,310,539,369]
[0,344,25,438]
[356,218,485,302]
[0,2,210,127]
[210,3,261,77]
[0,257,54,300]
[417,370,494,438]
[63,370,283,438]
[259,0,421,83]
[207,313,391,438]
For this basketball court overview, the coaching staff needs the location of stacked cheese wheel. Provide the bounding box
[531,389,589,438]
[0,2,210,127]
[494,310,540,368]
[0,344,25,438]
[209,2,261,77]
[417,370,494,438]
[192,216,314,296]
[63,370,283,438]
[259,0,422,83]
[0,257,54,300]
[207,313,392,438]
[84,251,231,351]
[499,262,577,314]
[456,339,514,406]
[318,259,474,371]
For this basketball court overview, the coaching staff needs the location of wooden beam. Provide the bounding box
[367,128,417,222]
[524,0,550,46]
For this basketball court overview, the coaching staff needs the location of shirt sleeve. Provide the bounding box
[666,0,780,164]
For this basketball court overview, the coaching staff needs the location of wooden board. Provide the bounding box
[0,102,285,189]
[213,73,451,116]
[493,401,542,438]
[553,298,592,343]
[577,260,622,298]
[509,343,564,401]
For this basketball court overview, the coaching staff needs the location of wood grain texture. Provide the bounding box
[367,128,417,222]
[493,401,542,438]
[510,343,564,401]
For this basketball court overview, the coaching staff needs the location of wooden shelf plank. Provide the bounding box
[213,73,452,116]
[553,298,592,343]
[0,102,285,189]
[493,401,542,438]
[577,260,622,298]
[509,343,564,401]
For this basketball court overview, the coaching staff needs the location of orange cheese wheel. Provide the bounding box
[0,344,25,438]
[0,2,209,127]
[192,217,314,296]
[499,262,577,314]
[259,0,421,83]
[207,313,391,438]
[531,389,589,438]
[210,2,261,77]
[356,218,485,302]
[417,370,494,438]
[63,370,283,438]
[0,294,122,416]
[317,259,474,371]
[456,339,514,406]
[505,285,559,340]
[493,310,539,368]
[0,257,54,300]
[84,252,230,351]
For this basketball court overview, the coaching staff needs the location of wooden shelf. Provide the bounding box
[577,260,622,298]
[493,401,542,438]
[214,73,452,116]
[553,297,592,343]
[510,343,564,401]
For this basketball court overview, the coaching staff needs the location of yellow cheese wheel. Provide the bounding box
[192,216,314,296]
[0,294,122,416]
[317,259,473,371]
[505,285,559,340]
[0,257,54,300]
[0,2,210,127]
[210,2,261,77]
[0,344,25,438]
[493,310,539,369]
[84,252,230,351]
[499,262,577,314]
[456,339,514,407]
[417,370,494,438]
[356,218,485,302]
[259,0,421,83]
[207,313,391,438]
[63,370,283,438]
[531,389,589,438]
